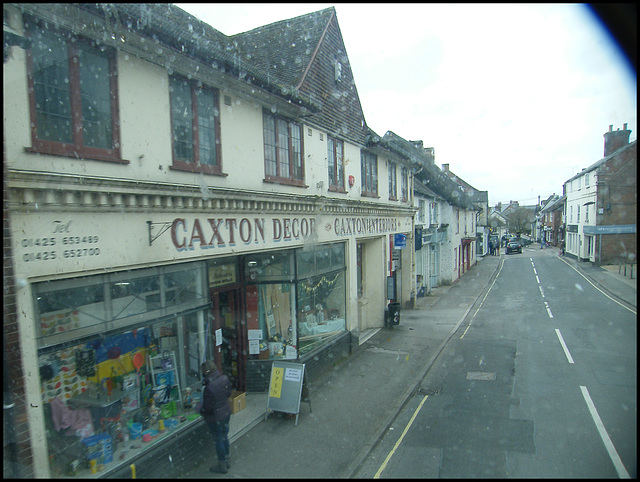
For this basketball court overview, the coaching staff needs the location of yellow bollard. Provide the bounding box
[130,464,136,479]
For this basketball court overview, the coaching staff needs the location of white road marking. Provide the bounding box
[539,286,545,298]
[460,259,504,339]
[580,386,630,478]
[544,301,553,318]
[555,329,574,364]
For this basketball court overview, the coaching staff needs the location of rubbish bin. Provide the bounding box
[387,302,401,326]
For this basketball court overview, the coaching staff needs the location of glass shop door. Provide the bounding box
[211,288,245,391]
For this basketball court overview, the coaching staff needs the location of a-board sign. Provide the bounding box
[265,361,306,425]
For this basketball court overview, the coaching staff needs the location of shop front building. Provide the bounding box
[4,4,417,477]
[12,199,412,477]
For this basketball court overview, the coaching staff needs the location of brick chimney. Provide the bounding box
[603,123,631,157]
[442,163,449,172]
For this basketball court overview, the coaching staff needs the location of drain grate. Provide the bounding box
[417,386,441,396]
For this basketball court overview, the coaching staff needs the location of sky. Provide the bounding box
[175,3,636,206]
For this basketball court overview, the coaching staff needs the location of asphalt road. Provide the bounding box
[356,250,637,478]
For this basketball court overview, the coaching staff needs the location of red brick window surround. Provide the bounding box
[25,21,123,163]
[262,110,305,186]
[169,75,223,175]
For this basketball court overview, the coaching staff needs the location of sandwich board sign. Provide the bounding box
[265,361,307,426]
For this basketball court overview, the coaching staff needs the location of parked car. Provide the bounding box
[506,240,522,254]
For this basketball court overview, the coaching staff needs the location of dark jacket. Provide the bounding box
[200,369,232,423]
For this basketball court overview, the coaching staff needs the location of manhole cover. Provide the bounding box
[466,371,496,380]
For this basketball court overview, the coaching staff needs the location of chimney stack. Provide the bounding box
[603,123,632,157]
[442,163,449,172]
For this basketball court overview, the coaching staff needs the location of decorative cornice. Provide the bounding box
[7,170,413,218]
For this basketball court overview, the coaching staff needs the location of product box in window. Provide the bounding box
[228,391,246,414]
[155,371,174,387]
[82,433,113,465]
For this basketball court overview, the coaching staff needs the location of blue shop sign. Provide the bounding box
[394,233,407,248]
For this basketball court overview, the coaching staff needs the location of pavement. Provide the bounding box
[183,245,636,478]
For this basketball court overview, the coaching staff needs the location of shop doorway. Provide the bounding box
[211,288,245,391]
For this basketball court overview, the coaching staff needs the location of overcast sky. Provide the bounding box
[175,3,636,206]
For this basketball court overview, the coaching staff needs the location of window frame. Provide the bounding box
[262,110,305,186]
[169,75,223,176]
[400,166,409,202]
[361,151,378,197]
[327,136,345,192]
[25,21,123,163]
[388,162,397,200]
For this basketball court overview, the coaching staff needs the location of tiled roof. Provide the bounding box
[414,179,443,200]
[565,140,637,183]
[71,4,321,110]
[382,131,475,210]
[231,7,336,89]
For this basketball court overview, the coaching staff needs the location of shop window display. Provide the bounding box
[296,270,346,356]
[244,244,346,361]
[296,243,346,356]
[34,263,213,477]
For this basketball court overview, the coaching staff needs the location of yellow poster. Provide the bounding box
[269,367,284,398]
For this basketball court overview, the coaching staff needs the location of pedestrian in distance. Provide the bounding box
[199,360,232,474]
[496,241,500,256]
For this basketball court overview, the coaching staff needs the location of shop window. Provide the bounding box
[34,263,212,477]
[316,245,331,272]
[34,263,208,349]
[296,250,314,278]
[296,270,346,356]
[38,307,212,477]
[245,250,295,282]
[37,282,106,337]
[25,19,122,163]
[245,245,347,361]
[295,243,346,356]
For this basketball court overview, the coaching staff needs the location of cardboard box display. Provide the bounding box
[228,391,246,414]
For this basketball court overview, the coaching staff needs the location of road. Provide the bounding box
[356,249,637,478]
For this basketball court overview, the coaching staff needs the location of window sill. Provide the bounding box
[328,186,347,193]
[263,177,308,188]
[170,164,227,176]
[361,192,379,199]
[25,146,128,164]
